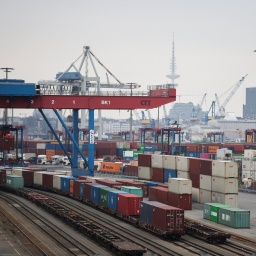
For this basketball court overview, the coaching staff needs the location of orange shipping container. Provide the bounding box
[46,149,55,161]
[208,145,219,153]
[69,180,74,194]
[99,162,123,173]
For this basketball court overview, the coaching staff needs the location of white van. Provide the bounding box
[61,156,71,166]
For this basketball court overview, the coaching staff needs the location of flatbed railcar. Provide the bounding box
[184,219,231,243]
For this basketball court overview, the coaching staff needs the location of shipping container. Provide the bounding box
[100,187,117,206]
[211,192,238,207]
[148,186,168,204]
[152,167,164,182]
[189,172,200,188]
[200,174,212,191]
[22,169,36,187]
[138,154,152,167]
[0,170,6,185]
[176,156,189,171]
[210,204,231,223]
[188,158,201,173]
[212,160,238,178]
[203,203,223,220]
[91,185,108,203]
[199,189,212,204]
[167,192,192,210]
[107,190,127,211]
[212,177,238,194]
[177,170,190,179]
[164,169,177,182]
[168,178,192,194]
[200,159,212,176]
[126,181,148,197]
[117,193,142,215]
[152,205,184,232]
[151,154,164,168]
[53,175,66,190]
[138,166,152,180]
[192,187,200,202]
[140,201,166,225]
[218,207,250,228]
[163,155,176,170]
[6,175,24,188]
[99,162,122,173]
[121,186,143,197]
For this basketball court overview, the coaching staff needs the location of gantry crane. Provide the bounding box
[215,74,248,117]
[190,93,207,122]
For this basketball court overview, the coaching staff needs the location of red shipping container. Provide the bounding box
[157,183,168,188]
[167,192,192,210]
[200,159,212,176]
[186,145,200,152]
[73,180,89,198]
[199,144,208,153]
[130,142,140,149]
[42,173,58,189]
[152,167,164,183]
[0,171,6,185]
[138,154,152,167]
[25,167,47,172]
[22,170,35,187]
[117,179,133,186]
[84,183,95,200]
[149,186,168,204]
[96,179,122,188]
[152,205,184,232]
[78,176,89,180]
[125,165,138,176]
[117,193,142,215]
[189,172,200,188]
[188,158,201,173]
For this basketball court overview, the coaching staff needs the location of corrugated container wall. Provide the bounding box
[168,178,192,194]
[212,160,238,178]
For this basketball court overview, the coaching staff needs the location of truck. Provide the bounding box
[50,155,63,165]
[60,156,71,166]
[37,155,49,165]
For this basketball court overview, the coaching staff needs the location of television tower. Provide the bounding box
[166,34,180,87]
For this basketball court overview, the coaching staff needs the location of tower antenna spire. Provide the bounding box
[166,33,180,87]
[1,67,14,79]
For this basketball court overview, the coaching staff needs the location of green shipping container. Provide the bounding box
[6,175,24,189]
[121,186,143,197]
[210,204,231,223]
[100,187,117,207]
[218,208,250,228]
[203,203,223,220]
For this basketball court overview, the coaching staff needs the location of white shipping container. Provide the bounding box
[242,170,253,179]
[12,169,23,176]
[168,178,192,194]
[116,141,124,149]
[123,151,134,158]
[216,148,232,159]
[36,143,46,149]
[211,177,238,194]
[244,149,256,159]
[86,177,105,183]
[123,141,130,149]
[151,154,164,168]
[242,159,256,172]
[200,174,212,190]
[177,170,190,179]
[212,160,238,178]
[163,155,176,170]
[53,175,66,190]
[199,189,212,204]
[34,171,48,185]
[176,156,189,172]
[192,187,200,202]
[211,192,238,207]
[138,166,152,180]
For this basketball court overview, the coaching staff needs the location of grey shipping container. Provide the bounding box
[218,207,250,228]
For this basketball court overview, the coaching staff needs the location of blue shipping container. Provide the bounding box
[91,185,107,203]
[144,145,158,151]
[107,190,127,211]
[185,152,200,158]
[0,83,36,96]
[140,201,165,225]
[80,182,85,198]
[61,176,76,192]
[164,169,177,182]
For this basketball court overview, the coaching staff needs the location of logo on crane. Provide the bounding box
[141,100,151,106]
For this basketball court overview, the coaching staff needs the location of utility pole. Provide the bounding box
[1,67,14,124]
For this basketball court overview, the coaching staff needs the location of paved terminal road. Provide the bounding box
[185,191,256,241]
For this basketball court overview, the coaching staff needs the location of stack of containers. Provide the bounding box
[121,186,143,196]
[211,160,238,207]
[151,154,164,182]
[203,203,230,223]
[6,175,24,188]
[168,178,192,210]
[176,156,190,179]
[241,149,256,182]
[138,154,152,180]
[163,155,177,181]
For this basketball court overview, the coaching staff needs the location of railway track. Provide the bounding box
[32,189,256,256]
[0,192,113,256]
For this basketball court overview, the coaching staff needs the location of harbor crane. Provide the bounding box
[190,93,207,122]
[215,74,248,117]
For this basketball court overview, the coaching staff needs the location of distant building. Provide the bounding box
[169,102,195,121]
[243,87,256,119]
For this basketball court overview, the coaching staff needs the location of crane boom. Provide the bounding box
[216,74,248,116]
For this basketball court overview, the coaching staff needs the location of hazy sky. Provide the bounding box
[1,0,256,120]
